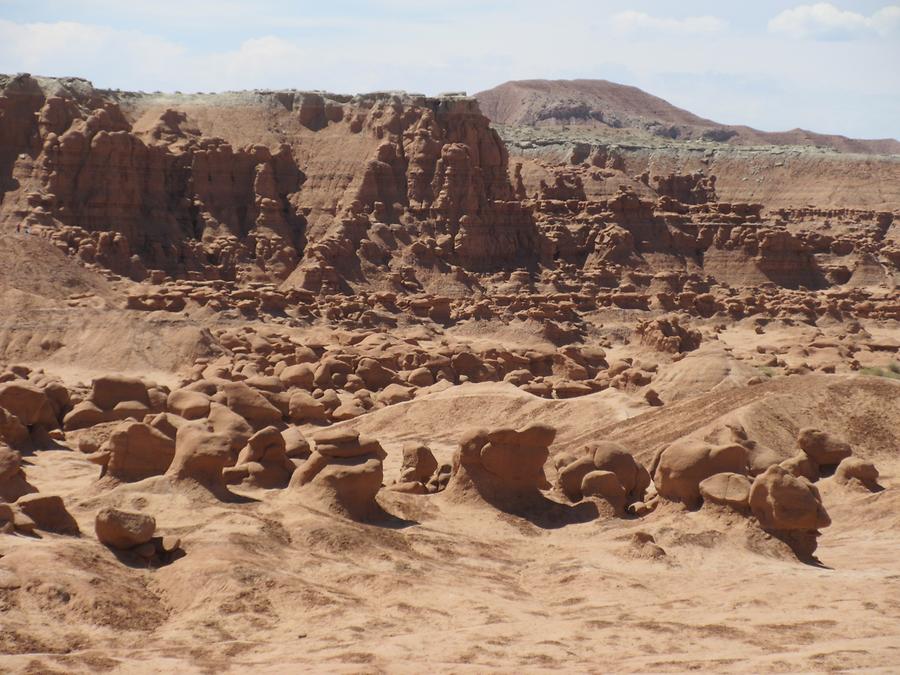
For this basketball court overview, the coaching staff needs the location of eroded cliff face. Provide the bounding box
[266,92,540,292]
[0,75,538,285]
[1,74,897,299]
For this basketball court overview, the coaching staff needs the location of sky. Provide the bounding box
[0,1,898,140]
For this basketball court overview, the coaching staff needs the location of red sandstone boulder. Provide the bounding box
[95,507,156,549]
[222,381,282,427]
[699,472,752,511]
[92,421,176,482]
[89,375,150,410]
[748,464,831,558]
[0,382,59,428]
[797,428,852,467]
[0,407,30,449]
[14,494,79,535]
[834,457,880,490]
[288,391,327,423]
[223,426,295,488]
[557,441,650,513]
[167,389,211,420]
[0,444,37,502]
[654,440,749,507]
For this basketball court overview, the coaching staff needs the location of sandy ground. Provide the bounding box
[1,370,899,673]
[1,213,899,675]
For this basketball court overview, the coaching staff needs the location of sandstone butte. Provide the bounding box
[0,73,898,673]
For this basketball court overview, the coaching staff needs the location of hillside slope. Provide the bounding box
[476,79,900,155]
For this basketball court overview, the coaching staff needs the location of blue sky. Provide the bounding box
[1,1,898,139]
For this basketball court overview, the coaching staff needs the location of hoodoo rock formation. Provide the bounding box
[749,465,831,558]
[287,428,387,520]
[0,72,898,673]
[556,441,651,514]
[5,74,897,310]
[1,74,539,291]
[445,424,556,511]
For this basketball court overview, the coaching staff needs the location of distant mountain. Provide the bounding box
[475,79,900,155]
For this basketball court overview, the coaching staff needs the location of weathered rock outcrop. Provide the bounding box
[0,443,36,502]
[654,440,749,508]
[3,76,542,288]
[1,76,307,280]
[89,421,176,482]
[223,425,296,488]
[797,428,852,469]
[164,422,235,493]
[389,443,441,494]
[749,465,831,558]
[287,428,387,520]
[64,375,160,430]
[445,424,555,510]
[556,441,651,514]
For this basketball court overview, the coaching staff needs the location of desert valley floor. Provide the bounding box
[0,74,898,673]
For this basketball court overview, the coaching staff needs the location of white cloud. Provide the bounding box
[0,21,334,92]
[0,8,896,139]
[611,11,727,35]
[0,19,186,88]
[769,3,900,40]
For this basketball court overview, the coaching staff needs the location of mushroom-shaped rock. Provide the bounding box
[445,423,555,510]
[63,375,153,430]
[313,428,386,459]
[749,465,830,557]
[0,382,59,428]
[288,428,387,520]
[698,472,752,511]
[797,428,852,467]
[389,443,440,494]
[223,426,295,488]
[399,443,439,484]
[0,444,37,502]
[654,440,749,508]
[207,402,254,452]
[834,457,880,491]
[95,507,156,549]
[95,422,176,482]
[581,470,627,514]
[14,494,79,535]
[165,423,235,491]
